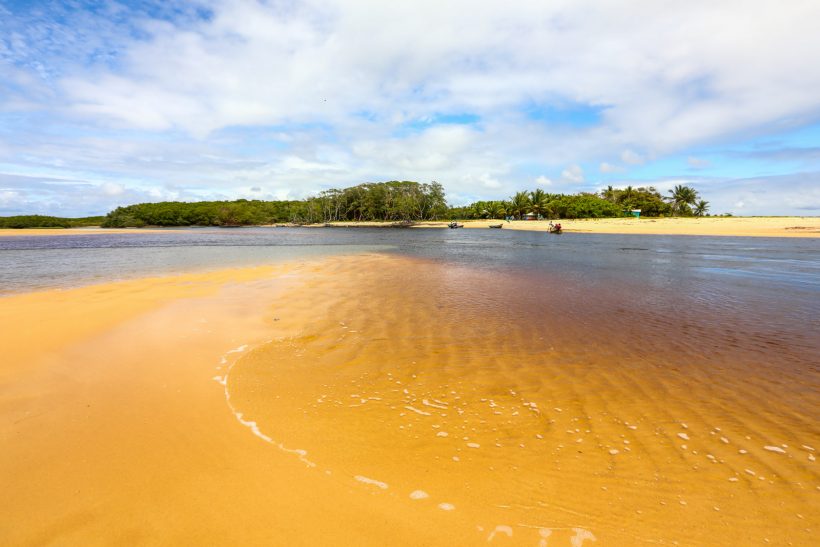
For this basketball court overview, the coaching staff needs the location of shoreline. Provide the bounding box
[317,216,820,237]
[0,255,465,545]
[1,216,818,238]
[1,253,816,544]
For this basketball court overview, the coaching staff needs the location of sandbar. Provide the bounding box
[325,216,820,237]
[1,254,817,545]
[2,216,818,238]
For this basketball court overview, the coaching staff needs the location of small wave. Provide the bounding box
[218,343,316,468]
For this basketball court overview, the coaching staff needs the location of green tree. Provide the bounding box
[694,199,710,217]
[666,184,699,216]
[529,189,550,218]
[508,191,531,219]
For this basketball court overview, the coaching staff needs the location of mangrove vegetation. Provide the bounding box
[0,215,105,229]
[2,180,711,228]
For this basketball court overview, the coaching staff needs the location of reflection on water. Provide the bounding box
[2,227,819,296]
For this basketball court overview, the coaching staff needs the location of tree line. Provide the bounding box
[101,181,448,227]
[2,181,710,228]
[0,215,105,229]
[450,184,708,220]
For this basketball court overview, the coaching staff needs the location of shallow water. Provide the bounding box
[2,227,818,543]
[2,227,818,294]
[226,253,818,544]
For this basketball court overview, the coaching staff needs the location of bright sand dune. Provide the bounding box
[1,254,818,545]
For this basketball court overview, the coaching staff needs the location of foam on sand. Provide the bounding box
[404,405,431,416]
[354,475,389,490]
[218,344,316,467]
[487,524,513,541]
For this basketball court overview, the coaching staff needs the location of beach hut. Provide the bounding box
[630,209,641,218]
[523,212,538,221]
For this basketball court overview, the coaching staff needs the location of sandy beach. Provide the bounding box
[0,258,466,545]
[1,216,818,238]
[325,216,820,237]
[1,252,817,545]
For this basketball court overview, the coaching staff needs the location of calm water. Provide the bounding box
[3,227,819,544]
[3,226,817,359]
[2,226,818,293]
[1,227,818,354]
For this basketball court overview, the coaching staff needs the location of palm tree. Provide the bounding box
[693,199,710,217]
[601,185,616,202]
[619,185,636,207]
[529,189,549,218]
[508,191,531,219]
[666,184,699,216]
[482,201,506,219]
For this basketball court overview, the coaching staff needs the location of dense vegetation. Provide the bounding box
[102,199,304,227]
[4,181,710,229]
[452,189,625,219]
[302,180,447,222]
[102,181,447,227]
[453,184,709,220]
[0,215,105,229]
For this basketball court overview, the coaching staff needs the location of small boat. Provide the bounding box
[489,223,503,229]
[448,222,464,229]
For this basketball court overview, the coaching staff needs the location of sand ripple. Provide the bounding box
[227,253,819,545]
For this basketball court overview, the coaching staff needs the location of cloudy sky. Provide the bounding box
[1,0,819,217]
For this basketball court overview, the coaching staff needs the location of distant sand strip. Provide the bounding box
[2,216,818,238]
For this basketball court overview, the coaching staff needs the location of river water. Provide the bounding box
[2,227,818,544]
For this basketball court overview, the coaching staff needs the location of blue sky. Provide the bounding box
[1,0,819,216]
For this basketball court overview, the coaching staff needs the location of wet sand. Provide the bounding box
[1,254,818,545]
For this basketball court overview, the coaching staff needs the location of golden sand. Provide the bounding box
[2,216,819,238]
[1,255,817,545]
[326,217,820,237]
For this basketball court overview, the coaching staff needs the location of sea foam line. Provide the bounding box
[354,475,389,490]
[217,343,316,468]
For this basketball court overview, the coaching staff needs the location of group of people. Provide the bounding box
[548,221,562,233]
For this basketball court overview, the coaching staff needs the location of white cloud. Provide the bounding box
[44,1,820,149]
[1,0,819,214]
[621,149,644,165]
[0,190,20,205]
[561,164,584,183]
[687,156,711,169]
[480,174,502,189]
[599,162,622,173]
[535,175,552,186]
[100,182,125,196]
